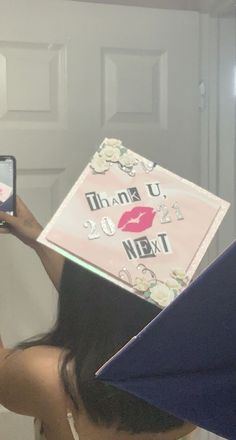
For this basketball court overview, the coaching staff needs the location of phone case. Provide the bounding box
[0,156,16,222]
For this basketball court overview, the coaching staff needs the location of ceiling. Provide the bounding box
[70,0,236,15]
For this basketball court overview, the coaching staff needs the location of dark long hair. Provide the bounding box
[14,259,184,434]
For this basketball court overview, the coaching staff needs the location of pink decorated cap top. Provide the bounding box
[38,138,230,310]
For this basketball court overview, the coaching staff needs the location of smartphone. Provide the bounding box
[0,156,16,227]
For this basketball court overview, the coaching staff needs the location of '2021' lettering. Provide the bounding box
[157,202,184,224]
[83,217,116,240]
[83,202,184,240]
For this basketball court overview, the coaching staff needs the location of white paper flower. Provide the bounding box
[171,269,187,281]
[100,146,121,162]
[150,283,175,308]
[90,153,110,174]
[104,138,122,148]
[165,278,181,290]
[134,277,151,293]
[119,152,138,168]
[142,160,155,171]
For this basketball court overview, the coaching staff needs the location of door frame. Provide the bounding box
[200,12,236,263]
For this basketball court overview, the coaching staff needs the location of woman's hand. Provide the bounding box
[0,196,64,291]
[0,196,43,249]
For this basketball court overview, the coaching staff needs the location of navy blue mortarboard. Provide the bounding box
[96,240,236,440]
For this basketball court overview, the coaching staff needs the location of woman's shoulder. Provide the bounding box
[18,344,65,395]
[0,345,72,421]
[20,345,78,439]
[0,346,60,417]
[0,344,79,439]
[25,345,71,412]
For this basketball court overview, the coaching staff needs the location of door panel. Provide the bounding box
[0,1,203,438]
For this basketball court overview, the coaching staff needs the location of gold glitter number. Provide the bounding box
[84,217,116,240]
[101,217,116,236]
[83,220,101,240]
[157,203,172,224]
[172,202,184,221]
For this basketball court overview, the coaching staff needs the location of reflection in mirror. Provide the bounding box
[0,1,235,440]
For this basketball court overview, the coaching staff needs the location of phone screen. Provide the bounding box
[0,157,16,225]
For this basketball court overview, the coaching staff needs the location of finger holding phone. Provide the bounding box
[0,156,16,232]
[0,156,43,247]
[0,162,64,290]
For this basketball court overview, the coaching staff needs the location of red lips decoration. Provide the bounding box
[118,206,156,233]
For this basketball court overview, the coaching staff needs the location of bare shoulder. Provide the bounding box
[0,345,70,422]
[20,345,71,418]
[23,345,66,392]
[27,345,77,439]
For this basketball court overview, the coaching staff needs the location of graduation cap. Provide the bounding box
[37,139,232,436]
[96,240,236,440]
[38,138,230,310]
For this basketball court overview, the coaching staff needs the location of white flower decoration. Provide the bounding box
[165,278,181,290]
[142,159,155,172]
[150,283,175,308]
[100,146,121,163]
[171,269,187,281]
[104,138,122,148]
[90,153,110,174]
[119,152,138,168]
[134,277,151,293]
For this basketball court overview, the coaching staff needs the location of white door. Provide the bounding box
[0,1,202,438]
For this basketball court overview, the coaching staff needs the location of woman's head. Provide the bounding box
[16,259,194,437]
